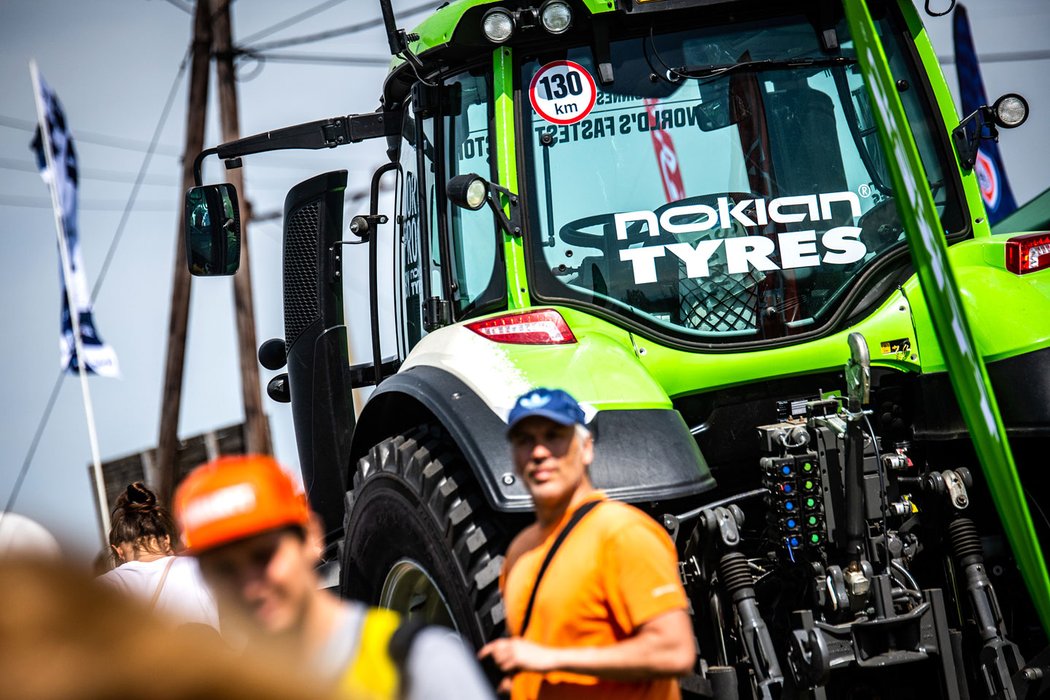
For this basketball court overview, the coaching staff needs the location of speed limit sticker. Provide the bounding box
[529,60,596,125]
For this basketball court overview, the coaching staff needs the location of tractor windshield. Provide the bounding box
[520,9,963,343]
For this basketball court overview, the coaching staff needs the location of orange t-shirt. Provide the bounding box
[500,492,688,700]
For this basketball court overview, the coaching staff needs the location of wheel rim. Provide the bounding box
[379,558,458,631]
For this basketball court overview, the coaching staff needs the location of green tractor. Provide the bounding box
[187,0,1050,695]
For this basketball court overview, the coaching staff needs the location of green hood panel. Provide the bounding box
[634,289,920,398]
[906,238,1050,371]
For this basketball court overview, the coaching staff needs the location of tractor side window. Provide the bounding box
[395,101,439,354]
[444,70,503,317]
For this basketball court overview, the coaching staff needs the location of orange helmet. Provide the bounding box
[173,455,310,554]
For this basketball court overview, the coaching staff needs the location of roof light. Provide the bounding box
[539,1,572,34]
[1005,231,1050,275]
[466,309,577,345]
[482,8,515,44]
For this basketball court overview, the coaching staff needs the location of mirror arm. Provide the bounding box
[193,147,218,187]
[192,111,402,186]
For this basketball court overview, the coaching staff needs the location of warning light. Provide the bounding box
[1005,232,1050,275]
[785,500,796,511]
[786,518,797,529]
[789,536,800,547]
[782,483,794,493]
[782,465,792,476]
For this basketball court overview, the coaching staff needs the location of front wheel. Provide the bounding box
[340,425,510,649]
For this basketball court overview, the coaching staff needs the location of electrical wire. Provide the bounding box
[0,373,64,528]
[0,113,183,157]
[242,1,438,53]
[0,195,177,210]
[159,0,193,14]
[240,51,393,66]
[90,48,190,304]
[238,0,347,44]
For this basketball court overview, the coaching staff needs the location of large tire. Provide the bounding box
[340,424,510,650]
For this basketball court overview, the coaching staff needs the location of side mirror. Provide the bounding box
[184,184,241,276]
[951,92,1029,171]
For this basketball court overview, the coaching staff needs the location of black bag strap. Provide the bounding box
[387,618,427,670]
[520,499,603,636]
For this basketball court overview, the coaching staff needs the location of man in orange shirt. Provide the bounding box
[479,388,694,700]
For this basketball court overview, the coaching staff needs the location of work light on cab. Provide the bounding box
[539,1,572,34]
[993,93,1029,129]
[446,173,487,210]
[466,309,577,345]
[1005,232,1050,275]
[482,8,515,44]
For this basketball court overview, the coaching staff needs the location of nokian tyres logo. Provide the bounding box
[614,191,866,284]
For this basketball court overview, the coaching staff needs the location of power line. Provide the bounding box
[0,156,176,186]
[1,371,64,526]
[243,51,393,67]
[0,194,177,211]
[936,48,1050,64]
[238,0,347,44]
[92,48,191,301]
[0,114,183,157]
[159,0,193,14]
[242,1,439,52]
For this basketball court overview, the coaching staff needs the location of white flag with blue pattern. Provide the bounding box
[31,70,120,378]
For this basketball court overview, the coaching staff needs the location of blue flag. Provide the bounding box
[953,4,1017,226]
[31,70,120,378]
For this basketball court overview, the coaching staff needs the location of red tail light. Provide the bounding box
[1005,232,1050,275]
[466,309,577,345]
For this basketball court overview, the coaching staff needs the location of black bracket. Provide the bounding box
[485,182,523,238]
[952,106,999,171]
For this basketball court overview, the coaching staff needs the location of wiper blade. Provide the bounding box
[670,56,857,81]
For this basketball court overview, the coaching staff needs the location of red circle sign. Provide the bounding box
[529,60,596,125]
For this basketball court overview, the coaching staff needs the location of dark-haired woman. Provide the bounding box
[98,482,218,628]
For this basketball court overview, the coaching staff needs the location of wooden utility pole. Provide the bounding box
[156,0,213,507]
[213,0,271,457]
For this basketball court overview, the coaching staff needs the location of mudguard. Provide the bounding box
[349,364,716,512]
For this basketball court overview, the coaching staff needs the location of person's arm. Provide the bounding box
[405,627,496,700]
[478,607,694,682]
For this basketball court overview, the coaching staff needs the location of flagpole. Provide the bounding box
[29,60,111,542]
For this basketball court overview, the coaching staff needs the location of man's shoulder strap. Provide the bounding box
[521,498,603,636]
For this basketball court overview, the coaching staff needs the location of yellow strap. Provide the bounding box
[337,607,402,700]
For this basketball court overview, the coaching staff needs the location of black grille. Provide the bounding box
[284,200,320,349]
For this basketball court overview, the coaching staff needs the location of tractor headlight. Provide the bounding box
[539,1,573,34]
[482,8,515,44]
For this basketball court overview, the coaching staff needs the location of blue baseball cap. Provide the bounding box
[507,388,586,434]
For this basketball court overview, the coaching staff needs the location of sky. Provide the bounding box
[0,0,1048,562]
